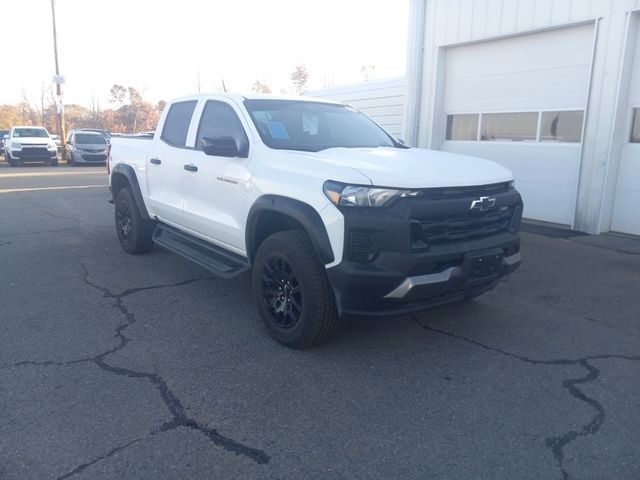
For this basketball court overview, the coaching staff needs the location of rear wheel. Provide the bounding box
[252,230,339,348]
[114,187,155,254]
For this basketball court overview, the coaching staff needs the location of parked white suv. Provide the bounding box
[4,126,58,166]
[108,93,523,348]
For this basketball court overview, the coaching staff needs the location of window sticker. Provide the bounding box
[267,121,289,139]
[303,115,319,135]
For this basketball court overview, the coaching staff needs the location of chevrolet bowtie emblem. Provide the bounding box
[470,196,496,211]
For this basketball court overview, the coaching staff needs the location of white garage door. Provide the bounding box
[611,24,640,236]
[441,24,594,226]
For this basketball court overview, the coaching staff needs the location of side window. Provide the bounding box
[540,111,584,143]
[446,114,479,141]
[161,100,197,147]
[195,100,249,150]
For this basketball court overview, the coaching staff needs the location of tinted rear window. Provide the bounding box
[161,101,197,147]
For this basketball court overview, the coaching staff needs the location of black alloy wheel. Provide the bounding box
[113,187,154,254]
[260,255,303,329]
[116,197,133,243]
[252,230,339,348]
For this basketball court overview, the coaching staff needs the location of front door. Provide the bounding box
[180,99,252,252]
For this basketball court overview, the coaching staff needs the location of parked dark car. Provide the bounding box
[0,130,9,154]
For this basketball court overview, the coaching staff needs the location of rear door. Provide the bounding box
[146,100,197,222]
[179,98,252,252]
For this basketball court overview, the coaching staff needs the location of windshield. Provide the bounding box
[243,99,396,152]
[13,128,48,138]
[76,133,106,145]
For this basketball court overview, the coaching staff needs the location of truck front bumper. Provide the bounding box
[12,148,57,162]
[327,233,520,316]
[325,183,523,317]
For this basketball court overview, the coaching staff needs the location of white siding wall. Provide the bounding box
[305,78,405,138]
[405,0,640,234]
[611,14,640,235]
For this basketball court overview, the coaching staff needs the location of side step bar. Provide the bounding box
[152,224,249,278]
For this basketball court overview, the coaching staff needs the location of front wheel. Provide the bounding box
[252,230,339,349]
[114,187,155,254]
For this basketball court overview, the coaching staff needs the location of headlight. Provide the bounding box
[10,142,22,150]
[47,142,57,150]
[323,180,422,208]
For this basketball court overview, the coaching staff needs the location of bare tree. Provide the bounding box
[291,65,309,95]
[360,64,376,81]
[109,84,127,107]
[252,80,272,94]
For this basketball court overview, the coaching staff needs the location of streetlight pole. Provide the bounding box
[50,0,66,159]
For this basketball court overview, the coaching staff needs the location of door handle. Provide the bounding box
[150,158,161,165]
[184,164,198,172]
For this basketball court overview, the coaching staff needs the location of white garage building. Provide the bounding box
[310,0,640,236]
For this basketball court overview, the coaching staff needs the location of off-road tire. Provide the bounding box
[114,187,155,254]
[253,230,339,348]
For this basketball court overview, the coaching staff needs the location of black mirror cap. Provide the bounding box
[202,136,248,158]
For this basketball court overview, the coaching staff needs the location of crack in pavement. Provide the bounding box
[1,358,91,370]
[115,277,215,298]
[55,437,145,480]
[78,263,271,468]
[2,264,270,475]
[20,194,82,224]
[412,315,640,480]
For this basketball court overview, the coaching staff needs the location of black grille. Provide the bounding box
[81,154,107,161]
[420,182,511,201]
[418,205,516,245]
[21,147,49,157]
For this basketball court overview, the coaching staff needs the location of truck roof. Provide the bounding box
[169,92,342,105]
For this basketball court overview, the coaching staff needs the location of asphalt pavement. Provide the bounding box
[1,161,638,480]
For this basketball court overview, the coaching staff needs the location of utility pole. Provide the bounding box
[50,0,66,159]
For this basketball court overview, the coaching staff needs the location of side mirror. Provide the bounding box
[201,136,246,158]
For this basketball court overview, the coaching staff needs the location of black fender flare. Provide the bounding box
[110,163,151,220]
[246,195,335,266]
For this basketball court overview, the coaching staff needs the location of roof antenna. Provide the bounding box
[221,79,227,92]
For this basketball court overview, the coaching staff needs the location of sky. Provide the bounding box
[3,0,409,108]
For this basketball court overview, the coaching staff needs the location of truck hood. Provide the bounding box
[312,147,513,188]
[11,137,51,145]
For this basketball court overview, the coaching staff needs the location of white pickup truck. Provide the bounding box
[108,93,522,348]
[4,126,59,166]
